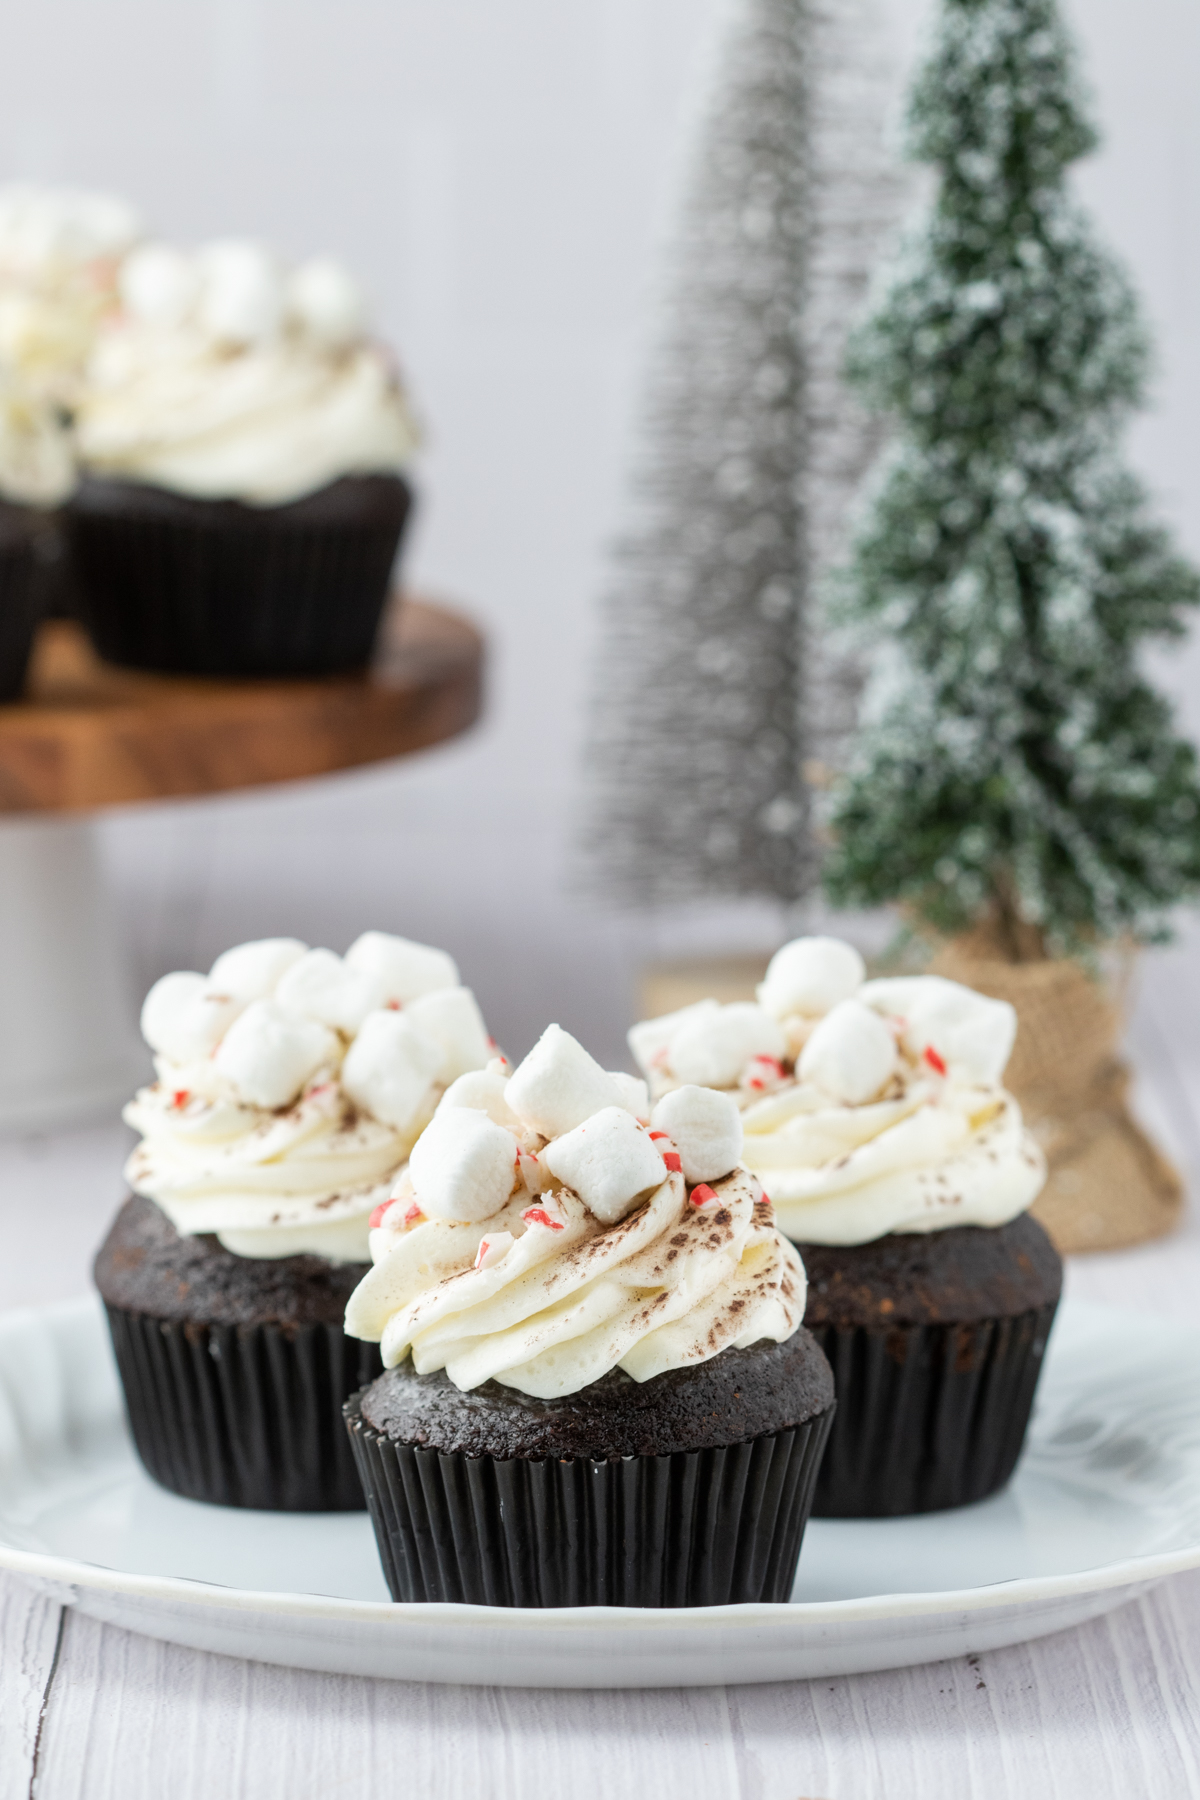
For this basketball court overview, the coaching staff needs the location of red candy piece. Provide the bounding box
[690,1184,717,1207]
[386,999,402,1011]
[662,1152,683,1172]
[171,1089,190,1110]
[404,1202,423,1225]
[923,1045,948,1076]
[369,1201,392,1229]
[522,1206,564,1232]
[648,1130,670,1141]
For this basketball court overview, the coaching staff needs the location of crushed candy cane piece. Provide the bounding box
[522,1206,565,1232]
[404,1201,424,1225]
[662,1152,682,1172]
[475,1231,514,1271]
[923,1045,947,1076]
[369,1200,393,1229]
[171,1089,190,1110]
[689,1184,718,1207]
[648,1130,670,1141]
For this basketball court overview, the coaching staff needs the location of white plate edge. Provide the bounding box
[1,1293,1198,1635]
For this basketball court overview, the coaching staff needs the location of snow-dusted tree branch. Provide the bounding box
[580,0,902,908]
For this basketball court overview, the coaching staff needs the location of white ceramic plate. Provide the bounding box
[0,1295,1196,1688]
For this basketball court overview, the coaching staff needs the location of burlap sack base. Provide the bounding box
[930,941,1183,1257]
[640,945,1184,1258]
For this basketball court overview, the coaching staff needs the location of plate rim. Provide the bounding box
[1,1294,1198,1635]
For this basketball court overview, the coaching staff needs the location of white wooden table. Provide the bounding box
[2,950,1199,1799]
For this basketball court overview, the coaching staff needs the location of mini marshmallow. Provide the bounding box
[141,971,244,1062]
[609,1071,650,1122]
[344,931,459,1004]
[408,1108,517,1223]
[207,938,308,1003]
[505,1025,624,1138]
[120,242,198,329]
[275,948,383,1034]
[438,1068,520,1128]
[650,1086,744,1184]
[627,1000,720,1078]
[757,936,865,1020]
[668,1003,787,1090]
[213,1000,338,1109]
[404,987,491,1082]
[541,1106,666,1224]
[341,1010,443,1131]
[196,239,284,344]
[288,256,366,348]
[859,976,1017,1084]
[798,999,897,1105]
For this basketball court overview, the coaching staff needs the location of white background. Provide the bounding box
[2,0,1198,1073]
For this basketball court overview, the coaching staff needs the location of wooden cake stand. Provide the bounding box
[0,597,484,1132]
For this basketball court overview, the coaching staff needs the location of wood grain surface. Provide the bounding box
[0,597,484,813]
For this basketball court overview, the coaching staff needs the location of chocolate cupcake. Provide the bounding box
[0,371,77,694]
[0,183,140,408]
[69,240,417,675]
[631,937,1062,1518]
[95,929,498,1510]
[344,1025,835,1607]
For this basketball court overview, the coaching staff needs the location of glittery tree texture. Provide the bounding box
[824,0,1200,959]
[580,0,900,907]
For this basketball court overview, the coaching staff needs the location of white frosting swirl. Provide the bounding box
[125,932,493,1261]
[344,1023,805,1397]
[126,1064,419,1262]
[76,238,417,505]
[0,376,73,506]
[0,184,140,403]
[630,943,1046,1247]
[347,1170,802,1399]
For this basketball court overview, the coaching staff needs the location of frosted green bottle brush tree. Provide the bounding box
[823,0,1200,961]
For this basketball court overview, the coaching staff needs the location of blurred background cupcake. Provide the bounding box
[0,182,140,406]
[0,183,137,657]
[0,373,74,694]
[69,236,418,675]
[94,928,496,1510]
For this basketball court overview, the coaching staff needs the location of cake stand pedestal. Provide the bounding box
[0,597,484,1132]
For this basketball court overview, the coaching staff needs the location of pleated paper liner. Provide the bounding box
[104,1303,383,1511]
[807,1300,1059,1518]
[0,515,44,698]
[67,473,412,676]
[345,1396,835,1608]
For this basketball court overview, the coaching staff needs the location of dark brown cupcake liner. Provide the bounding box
[808,1300,1059,1518]
[0,512,44,699]
[345,1392,835,1607]
[104,1301,383,1510]
[68,473,413,676]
